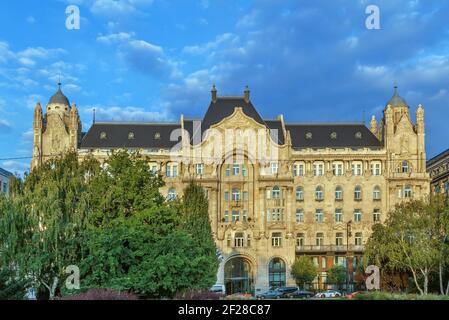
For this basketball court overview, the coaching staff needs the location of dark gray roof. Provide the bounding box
[387,87,408,108]
[286,123,381,148]
[202,97,265,131]
[427,148,449,167]
[49,87,70,106]
[265,120,285,145]
[80,123,182,149]
[0,167,13,177]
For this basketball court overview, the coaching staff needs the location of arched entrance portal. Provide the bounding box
[224,257,254,295]
[268,257,286,289]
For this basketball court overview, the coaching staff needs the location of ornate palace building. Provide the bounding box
[427,148,449,195]
[31,85,430,294]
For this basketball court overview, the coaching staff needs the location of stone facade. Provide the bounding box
[0,167,13,195]
[427,148,449,195]
[32,85,430,294]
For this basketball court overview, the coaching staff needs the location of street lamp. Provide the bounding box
[346,220,352,293]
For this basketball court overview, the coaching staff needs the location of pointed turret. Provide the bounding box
[370,115,378,136]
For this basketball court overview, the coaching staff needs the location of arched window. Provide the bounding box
[373,186,381,200]
[232,188,240,201]
[167,188,176,201]
[404,185,413,198]
[315,186,324,201]
[268,258,286,289]
[335,186,343,200]
[354,185,362,200]
[296,186,304,201]
[272,186,281,199]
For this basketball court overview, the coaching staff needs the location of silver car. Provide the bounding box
[315,290,342,298]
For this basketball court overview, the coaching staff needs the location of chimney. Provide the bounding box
[211,85,217,103]
[244,85,250,103]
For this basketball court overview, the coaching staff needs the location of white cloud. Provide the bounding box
[0,119,12,133]
[80,104,174,122]
[1,160,30,174]
[183,33,239,55]
[90,0,153,16]
[97,31,135,44]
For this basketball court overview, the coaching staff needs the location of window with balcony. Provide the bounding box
[296,209,304,223]
[296,186,304,201]
[371,162,382,176]
[400,160,410,173]
[272,232,282,247]
[335,186,343,200]
[315,209,324,223]
[195,163,204,175]
[296,233,305,246]
[373,186,381,200]
[333,162,344,176]
[315,186,324,201]
[234,232,245,247]
[354,185,362,200]
[354,209,362,223]
[336,233,344,246]
[352,162,363,176]
[269,208,284,222]
[373,209,381,222]
[316,233,324,246]
[335,208,343,222]
[313,162,324,176]
[355,232,363,246]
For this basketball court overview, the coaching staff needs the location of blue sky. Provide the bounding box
[0,0,448,174]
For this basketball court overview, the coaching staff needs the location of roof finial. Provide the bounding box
[211,84,217,103]
[58,74,62,89]
[393,85,398,95]
[244,85,250,103]
[93,108,96,124]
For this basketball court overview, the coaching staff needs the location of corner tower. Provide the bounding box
[31,84,81,169]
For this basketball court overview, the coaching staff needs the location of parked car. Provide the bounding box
[286,290,315,299]
[256,287,298,299]
[210,284,226,295]
[315,290,342,298]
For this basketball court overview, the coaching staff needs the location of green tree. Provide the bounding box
[291,256,317,290]
[0,153,99,299]
[327,264,347,291]
[0,267,29,300]
[364,197,444,295]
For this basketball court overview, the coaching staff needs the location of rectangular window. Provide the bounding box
[336,233,344,246]
[313,163,324,176]
[242,210,247,222]
[352,162,363,176]
[226,165,230,177]
[355,233,363,246]
[166,164,178,177]
[371,162,382,176]
[315,209,324,223]
[224,210,229,223]
[234,233,245,247]
[272,232,282,247]
[296,234,305,246]
[333,163,343,176]
[232,163,240,176]
[354,209,362,223]
[232,211,240,222]
[224,191,229,202]
[296,209,304,223]
[293,163,305,177]
[231,189,240,201]
[242,166,247,177]
[373,209,381,222]
[243,191,248,201]
[195,163,204,175]
[335,208,343,222]
[316,234,324,246]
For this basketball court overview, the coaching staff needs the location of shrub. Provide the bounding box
[62,288,139,300]
[174,290,222,300]
[354,291,449,300]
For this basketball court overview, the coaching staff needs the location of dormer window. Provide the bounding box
[306,132,313,139]
[100,132,107,140]
[154,132,161,140]
[355,132,362,139]
[128,132,135,140]
[330,132,337,139]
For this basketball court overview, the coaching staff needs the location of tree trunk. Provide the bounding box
[439,263,445,295]
[410,269,424,295]
[422,269,428,295]
[446,279,449,295]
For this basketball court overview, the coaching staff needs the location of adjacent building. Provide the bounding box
[0,167,13,195]
[31,84,430,294]
[427,148,449,195]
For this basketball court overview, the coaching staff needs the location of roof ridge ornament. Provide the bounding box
[211,84,217,103]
